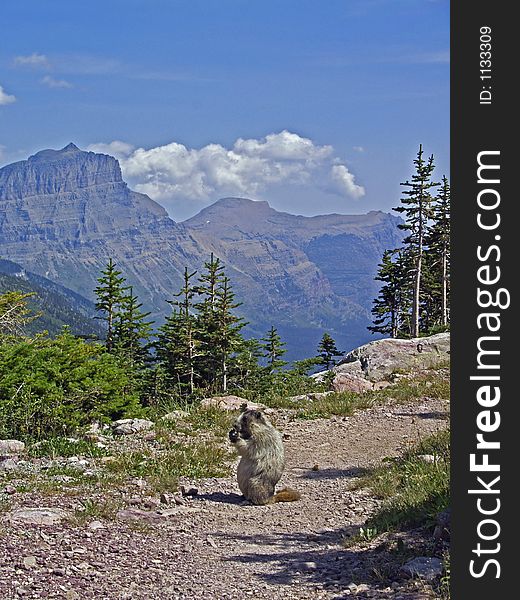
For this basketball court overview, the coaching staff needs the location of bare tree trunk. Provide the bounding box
[222,359,227,392]
[412,239,423,338]
[441,244,448,326]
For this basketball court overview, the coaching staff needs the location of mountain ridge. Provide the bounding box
[0,144,403,358]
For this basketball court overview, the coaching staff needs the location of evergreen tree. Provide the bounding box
[393,145,439,337]
[156,267,200,394]
[194,253,226,387]
[213,275,247,392]
[233,338,264,389]
[261,326,287,373]
[425,175,451,328]
[317,333,343,369]
[94,259,128,352]
[369,249,412,338]
[113,286,154,368]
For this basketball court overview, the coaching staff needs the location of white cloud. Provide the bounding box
[330,165,365,199]
[41,75,73,89]
[352,145,365,153]
[89,131,365,209]
[0,85,16,105]
[13,53,50,68]
[86,141,135,159]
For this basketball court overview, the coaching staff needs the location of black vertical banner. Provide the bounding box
[451,2,515,599]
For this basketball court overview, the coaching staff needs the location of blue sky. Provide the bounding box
[0,0,449,220]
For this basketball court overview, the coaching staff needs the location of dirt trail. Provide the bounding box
[0,397,449,600]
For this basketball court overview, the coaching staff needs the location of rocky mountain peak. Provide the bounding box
[0,144,123,200]
[28,142,83,163]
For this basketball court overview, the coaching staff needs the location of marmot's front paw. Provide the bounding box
[229,428,240,443]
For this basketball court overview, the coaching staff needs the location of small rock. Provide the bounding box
[418,454,436,464]
[23,556,37,569]
[3,484,16,494]
[162,410,189,421]
[401,556,443,581]
[160,492,173,504]
[180,486,198,497]
[433,508,451,540]
[112,418,154,436]
[296,561,318,572]
[116,508,165,523]
[312,464,320,471]
[0,439,25,456]
[0,457,19,471]
[8,507,71,526]
[142,496,161,509]
[88,520,105,530]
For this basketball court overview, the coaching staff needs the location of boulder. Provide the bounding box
[200,395,265,412]
[332,373,374,394]
[314,333,450,390]
[0,439,25,456]
[112,418,154,436]
[338,333,449,381]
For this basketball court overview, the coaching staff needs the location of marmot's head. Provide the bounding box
[229,409,270,442]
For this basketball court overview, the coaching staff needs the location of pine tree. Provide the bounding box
[317,333,343,369]
[94,259,128,352]
[214,275,247,392]
[393,145,439,337]
[233,338,263,389]
[261,326,287,373]
[113,286,154,368]
[426,175,450,328]
[191,255,247,392]
[369,249,412,338]
[156,267,199,394]
[194,254,226,389]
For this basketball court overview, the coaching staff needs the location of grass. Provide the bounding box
[104,441,232,493]
[353,428,450,534]
[27,437,108,459]
[156,405,234,441]
[71,497,123,525]
[261,369,450,420]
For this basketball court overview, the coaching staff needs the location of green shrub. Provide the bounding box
[361,429,450,533]
[0,331,141,441]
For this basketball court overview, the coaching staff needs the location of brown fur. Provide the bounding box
[229,409,300,505]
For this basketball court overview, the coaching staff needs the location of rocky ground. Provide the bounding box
[0,396,449,600]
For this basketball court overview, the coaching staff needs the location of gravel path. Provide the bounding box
[0,397,449,600]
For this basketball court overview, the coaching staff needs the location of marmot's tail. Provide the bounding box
[273,488,301,503]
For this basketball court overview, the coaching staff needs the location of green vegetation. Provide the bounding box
[370,146,450,338]
[353,428,450,534]
[0,330,141,441]
[104,442,230,493]
[27,437,107,459]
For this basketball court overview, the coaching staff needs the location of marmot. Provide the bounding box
[229,408,300,505]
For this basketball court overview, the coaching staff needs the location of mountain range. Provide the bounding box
[0,143,403,359]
